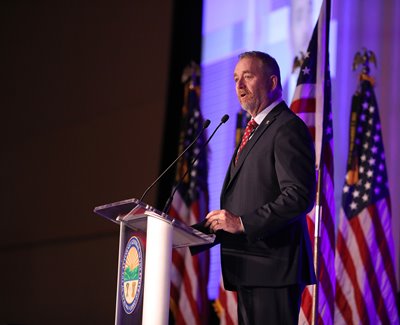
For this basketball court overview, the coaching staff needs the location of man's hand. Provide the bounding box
[204,209,244,234]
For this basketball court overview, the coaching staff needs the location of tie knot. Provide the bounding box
[247,119,258,131]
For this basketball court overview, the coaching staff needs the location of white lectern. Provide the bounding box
[94,198,215,325]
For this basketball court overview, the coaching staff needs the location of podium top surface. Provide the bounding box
[94,198,215,248]
[94,198,160,222]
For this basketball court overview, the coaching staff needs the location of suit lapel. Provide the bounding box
[221,103,286,195]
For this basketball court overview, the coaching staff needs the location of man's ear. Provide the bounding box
[269,75,279,91]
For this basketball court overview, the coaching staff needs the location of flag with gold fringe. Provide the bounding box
[168,63,210,325]
[334,62,399,324]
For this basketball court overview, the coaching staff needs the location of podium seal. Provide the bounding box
[121,236,143,314]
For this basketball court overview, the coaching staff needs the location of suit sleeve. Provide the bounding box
[240,117,316,243]
[189,220,220,255]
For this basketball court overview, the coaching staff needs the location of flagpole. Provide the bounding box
[311,164,322,325]
[311,0,331,322]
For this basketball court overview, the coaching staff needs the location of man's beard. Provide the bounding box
[239,94,257,113]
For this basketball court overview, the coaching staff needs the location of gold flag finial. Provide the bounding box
[292,51,306,73]
[352,48,377,75]
[353,48,377,86]
[181,61,201,87]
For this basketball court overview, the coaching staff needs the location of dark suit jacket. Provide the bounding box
[193,101,317,291]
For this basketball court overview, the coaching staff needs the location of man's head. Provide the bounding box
[234,51,282,117]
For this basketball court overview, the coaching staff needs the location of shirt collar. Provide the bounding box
[253,98,283,125]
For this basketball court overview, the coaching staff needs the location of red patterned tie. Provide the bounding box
[235,119,258,164]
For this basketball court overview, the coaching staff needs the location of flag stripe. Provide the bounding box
[301,287,313,321]
[226,291,238,325]
[367,202,397,297]
[334,278,354,325]
[171,250,184,285]
[292,84,316,102]
[291,98,316,113]
[171,239,198,324]
[349,215,391,324]
[336,226,370,324]
[335,260,362,324]
[216,282,237,325]
[323,142,334,184]
[182,254,202,323]
[318,245,334,322]
[365,200,398,324]
[320,172,335,253]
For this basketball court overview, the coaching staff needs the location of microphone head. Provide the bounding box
[221,114,230,123]
[203,119,211,129]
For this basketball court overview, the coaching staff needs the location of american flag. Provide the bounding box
[168,74,210,324]
[290,0,336,324]
[334,75,399,324]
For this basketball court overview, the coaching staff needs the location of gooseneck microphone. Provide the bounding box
[162,114,230,213]
[139,119,211,202]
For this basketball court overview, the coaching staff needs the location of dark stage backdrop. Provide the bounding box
[0,0,174,323]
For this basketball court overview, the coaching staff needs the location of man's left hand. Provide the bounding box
[204,209,244,234]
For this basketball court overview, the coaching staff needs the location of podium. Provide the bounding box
[94,198,215,325]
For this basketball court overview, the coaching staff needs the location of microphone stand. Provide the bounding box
[139,119,210,202]
[163,115,229,213]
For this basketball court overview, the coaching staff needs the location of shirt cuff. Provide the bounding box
[239,217,245,233]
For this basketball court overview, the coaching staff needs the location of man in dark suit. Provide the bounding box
[203,51,316,324]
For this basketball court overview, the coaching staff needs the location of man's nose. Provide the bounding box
[237,78,244,88]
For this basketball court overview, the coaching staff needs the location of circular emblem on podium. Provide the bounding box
[121,236,143,314]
